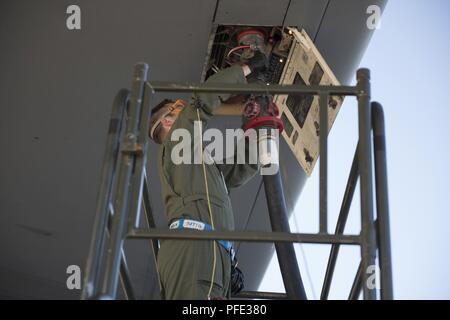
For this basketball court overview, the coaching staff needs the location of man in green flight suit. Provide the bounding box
[148,52,267,299]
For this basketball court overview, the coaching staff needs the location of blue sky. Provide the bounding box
[259,0,450,299]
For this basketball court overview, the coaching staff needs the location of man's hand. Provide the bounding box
[246,50,268,75]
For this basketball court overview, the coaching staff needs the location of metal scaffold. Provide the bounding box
[81,63,393,300]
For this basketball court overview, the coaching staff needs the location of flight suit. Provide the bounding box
[156,65,259,299]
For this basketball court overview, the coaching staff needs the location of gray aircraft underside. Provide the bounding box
[0,0,387,299]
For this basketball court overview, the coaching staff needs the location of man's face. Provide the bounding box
[160,101,185,135]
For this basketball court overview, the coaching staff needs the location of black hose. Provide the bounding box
[263,172,307,300]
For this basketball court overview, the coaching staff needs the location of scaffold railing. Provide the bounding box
[81,63,393,300]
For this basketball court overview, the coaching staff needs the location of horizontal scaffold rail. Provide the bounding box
[147,82,358,96]
[127,229,361,245]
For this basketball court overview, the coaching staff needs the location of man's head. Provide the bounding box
[149,99,186,144]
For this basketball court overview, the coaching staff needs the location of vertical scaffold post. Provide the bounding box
[356,68,377,300]
[81,89,129,299]
[372,102,393,300]
[100,63,149,299]
[319,92,329,234]
[263,172,307,300]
